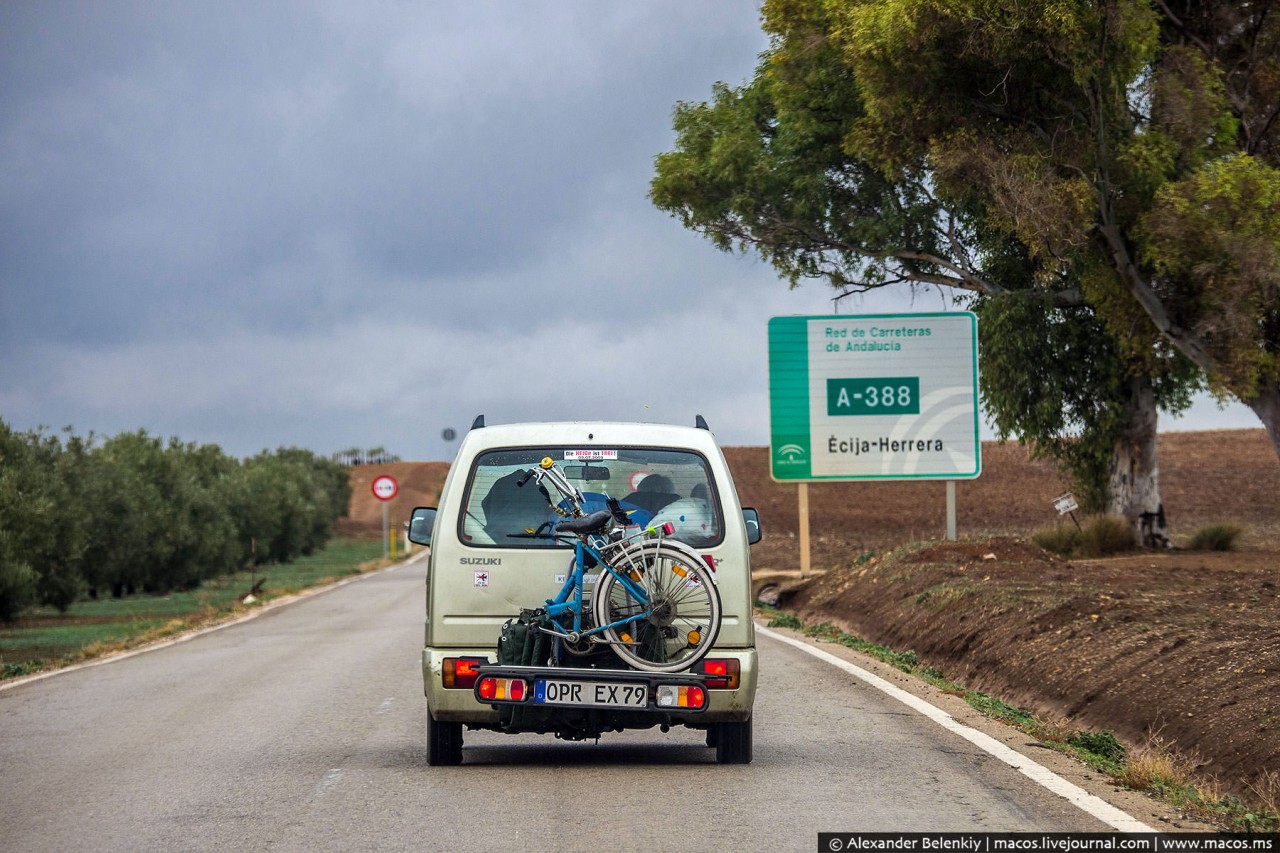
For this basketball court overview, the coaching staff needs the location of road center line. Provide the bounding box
[757,624,1154,833]
[315,769,343,798]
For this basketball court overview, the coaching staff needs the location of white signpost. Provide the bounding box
[769,313,981,571]
[371,475,399,559]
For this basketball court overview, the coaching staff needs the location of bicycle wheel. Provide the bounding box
[592,540,721,673]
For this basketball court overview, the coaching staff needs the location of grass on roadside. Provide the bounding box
[1187,523,1245,552]
[758,604,1280,832]
[1033,516,1136,558]
[0,537,399,679]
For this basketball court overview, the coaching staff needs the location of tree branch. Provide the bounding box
[1156,1,1215,57]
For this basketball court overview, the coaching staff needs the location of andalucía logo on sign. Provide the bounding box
[776,443,807,465]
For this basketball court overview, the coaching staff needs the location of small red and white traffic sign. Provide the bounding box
[371,475,399,502]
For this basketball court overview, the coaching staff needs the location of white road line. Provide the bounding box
[757,624,1155,833]
[315,768,344,798]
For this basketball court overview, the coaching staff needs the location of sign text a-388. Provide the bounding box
[826,377,920,417]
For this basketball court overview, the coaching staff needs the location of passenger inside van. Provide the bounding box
[620,474,681,515]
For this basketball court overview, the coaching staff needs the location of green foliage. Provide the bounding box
[766,613,804,630]
[1,660,44,679]
[1067,729,1128,768]
[0,561,37,624]
[1188,523,1244,552]
[1141,155,1280,398]
[826,0,1280,430]
[976,292,1124,511]
[966,692,1037,727]
[0,421,64,620]
[976,283,1200,511]
[652,0,1209,519]
[0,417,351,620]
[651,0,957,295]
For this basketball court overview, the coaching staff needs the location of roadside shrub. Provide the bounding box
[1,660,44,679]
[1076,516,1136,557]
[1188,523,1243,552]
[1032,524,1081,556]
[1033,517,1135,558]
[1067,729,1128,766]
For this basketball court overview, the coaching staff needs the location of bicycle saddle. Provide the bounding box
[554,510,612,536]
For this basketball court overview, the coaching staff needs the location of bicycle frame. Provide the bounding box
[519,457,689,653]
[538,534,651,643]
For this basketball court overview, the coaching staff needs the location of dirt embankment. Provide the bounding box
[784,538,1279,796]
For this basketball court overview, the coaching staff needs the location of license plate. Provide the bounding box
[533,679,647,708]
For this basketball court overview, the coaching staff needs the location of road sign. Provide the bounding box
[371,475,399,502]
[769,312,980,481]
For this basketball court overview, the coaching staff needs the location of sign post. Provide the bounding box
[769,313,981,566]
[371,475,399,559]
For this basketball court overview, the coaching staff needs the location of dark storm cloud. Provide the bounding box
[1,1,806,457]
[1,2,768,352]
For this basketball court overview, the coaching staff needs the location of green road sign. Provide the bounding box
[769,313,981,481]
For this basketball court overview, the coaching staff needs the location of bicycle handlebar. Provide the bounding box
[519,458,586,517]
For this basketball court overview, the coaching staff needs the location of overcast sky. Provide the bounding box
[1,2,1260,462]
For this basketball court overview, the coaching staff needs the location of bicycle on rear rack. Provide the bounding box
[512,457,721,673]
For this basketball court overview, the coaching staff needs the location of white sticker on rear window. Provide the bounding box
[563,449,618,461]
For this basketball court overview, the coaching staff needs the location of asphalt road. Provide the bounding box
[1,559,1139,852]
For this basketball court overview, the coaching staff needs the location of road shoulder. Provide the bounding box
[757,621,1216,833]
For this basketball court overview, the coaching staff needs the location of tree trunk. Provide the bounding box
[1106,374,1170,547]
[1244,380,1280,460]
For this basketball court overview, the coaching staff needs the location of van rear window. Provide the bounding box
[460,447,722,549]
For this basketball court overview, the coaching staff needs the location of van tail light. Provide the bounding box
[656,684,706,710]
[477,676,528,702]
[701,554,716,572]
[442,657,486,689]
[700,658,740,689]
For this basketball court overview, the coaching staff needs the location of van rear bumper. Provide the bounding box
[423,647,757,727]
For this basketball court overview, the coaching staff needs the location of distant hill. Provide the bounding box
[336,461,449,537]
